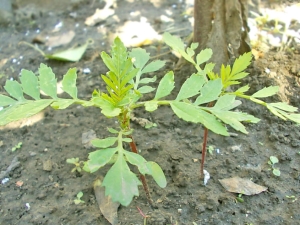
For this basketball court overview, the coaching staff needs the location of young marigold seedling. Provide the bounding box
[1,33,299,207]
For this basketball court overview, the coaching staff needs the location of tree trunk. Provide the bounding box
[194,0,251,71]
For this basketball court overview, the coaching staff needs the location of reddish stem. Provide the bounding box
[200,127,208,178]
[128,135,154,207]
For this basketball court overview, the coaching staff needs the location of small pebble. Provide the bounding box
[1,178,9,184]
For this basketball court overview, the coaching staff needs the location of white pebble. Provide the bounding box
[203,170,210,186]
[1,178,9,184]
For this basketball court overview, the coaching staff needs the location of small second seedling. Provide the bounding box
[268,156,280,176]
[74,191,85,204]
[12,142,22,152]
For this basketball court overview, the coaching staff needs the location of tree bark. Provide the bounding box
[193,0,251,71]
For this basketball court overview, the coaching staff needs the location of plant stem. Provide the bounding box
[128,135,154,207]
[200,101,214,178]
[200,127,208,178]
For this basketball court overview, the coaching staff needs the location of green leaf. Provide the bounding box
[284,113,300,123]
[209,111,248,134]
[20,69,40,100]
[0,99,53,126]
[138,86,156,94]
[270,156,278,164]
[266,105,286,120]
[273,169,280,176]
[45,41,89,62]
[86,147,118,173]
[269,102,298,112]
[146,161,167,188]
[139,76,157,84]
[107,127,119,134]
[170,101,228,135]
[230,52,252,77]
[235,84,250,93]
[62,68,78,99]
[0,94,16,107]
[176,74,206,101]
[163,32,194,65]
[196,48,213,66]
[145,101,158,112]
[92,96,121,117]
[213,94,239,110]
[154,71,174,100]
[102,155,141,206]
[123,151,150,175]
[101,51,117,75]
[142,60,165,74]
[252,86,279,98]
[4,80,25,101]
[194,79,223,105]
[38,64,58,99]
[91,137,118,148]
[51,99,76,109]
[130,48,150,69]
[232,72,249,80]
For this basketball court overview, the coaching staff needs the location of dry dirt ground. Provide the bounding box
[1,0,300,224]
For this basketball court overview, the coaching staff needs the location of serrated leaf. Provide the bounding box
[232,72,249,80]
[154,71,174,99]
[38,64,58,99]
[196,48,213,66]
[62,68,78,99]
[213,94,237,110]
[107,127,119,134]
[92,96,121,117]
[0,99,53,126]
[163,32,194,64]
[210,111,249,134]
[123,151,150,175]
[284,113,300,123]
[235,84,250,93]
[170,101,228,135]
[252,86,279,98]
[51,99,75,109]
[91,137,118,148]
[142,60,165,74]
[176,74,206,101]
[4,80,25,101]
[102,156,141,206]
[87,147,118,173]
[194,79,223,105]
[20,69,40,100]
[101,51,117,75]
[269,102,298,112]
[146,161,167,188]
[138,86,156,94]
[230,52,252,77]
[266,105,286,120]
[139,76,157,84]
[130,48,150,69]
[0,94,17,107]
[145,101,158,112]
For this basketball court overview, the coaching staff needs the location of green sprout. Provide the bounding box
[268,156,281,176]
[66,158,82,173]
[12,142,22,152]
[74,191,85,205]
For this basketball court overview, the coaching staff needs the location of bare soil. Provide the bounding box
[1,0,300,224]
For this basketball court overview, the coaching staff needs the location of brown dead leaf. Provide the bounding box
[219,176,267,195]
[94,179,120,225]
[46,30,75,48]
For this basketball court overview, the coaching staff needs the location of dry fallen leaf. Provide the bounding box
[94,179,120,225]
[219,176,267,195]
[46,30,75,48]
[85,8,114,26]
